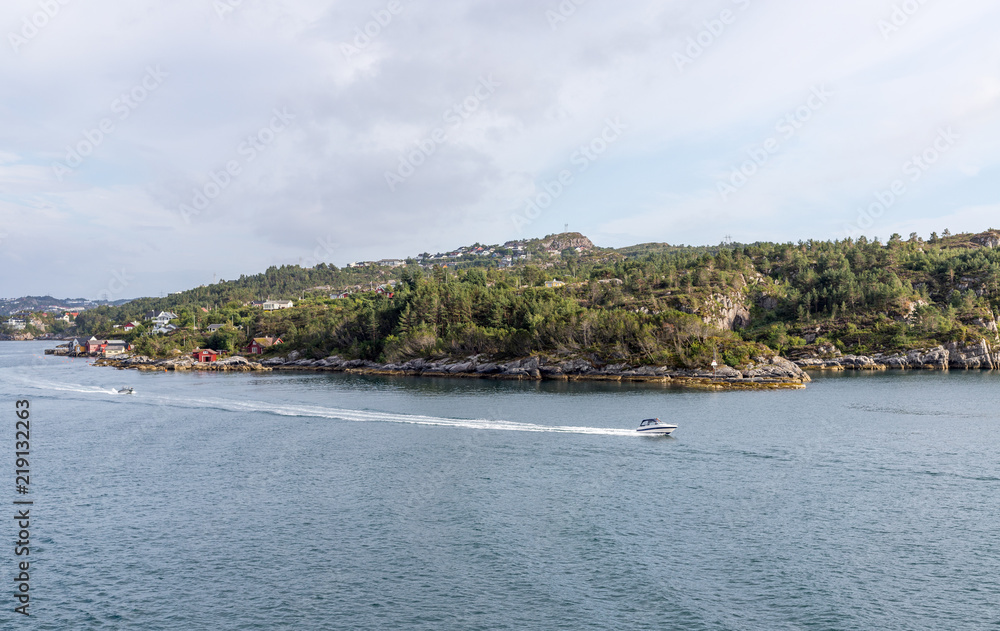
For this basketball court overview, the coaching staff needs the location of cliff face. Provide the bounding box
[690,272,776,331]
[701,293,751,330]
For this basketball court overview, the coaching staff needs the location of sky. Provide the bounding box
[1,0,999,300]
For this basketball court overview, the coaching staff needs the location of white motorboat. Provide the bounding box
[117,387,135,395]
[636,418,676,436]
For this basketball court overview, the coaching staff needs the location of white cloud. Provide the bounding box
[2,0,999,297]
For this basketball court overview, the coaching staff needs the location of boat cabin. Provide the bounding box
[639,418,661,427]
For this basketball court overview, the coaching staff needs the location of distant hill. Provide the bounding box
[0,296,130,317]
[36,228,1000,373]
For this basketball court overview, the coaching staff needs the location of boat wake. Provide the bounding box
[14,376,638,436]
[177,397,639,436]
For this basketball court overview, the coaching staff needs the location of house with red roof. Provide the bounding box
[192,349,220,362]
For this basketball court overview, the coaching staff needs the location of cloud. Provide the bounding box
[2,0,999,297]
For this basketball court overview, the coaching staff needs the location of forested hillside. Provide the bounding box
[69,230,1000,369]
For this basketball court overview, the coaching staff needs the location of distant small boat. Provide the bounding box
[636,418,676,436]
[118,387,134,395]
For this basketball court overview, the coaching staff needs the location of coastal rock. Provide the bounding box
[712,366,743,379]
[793,341,1000,371]
[559,359,593,375]
[946,340,998,369]
[743,356,811,382]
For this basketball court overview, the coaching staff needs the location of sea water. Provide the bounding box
[1,342,997,629]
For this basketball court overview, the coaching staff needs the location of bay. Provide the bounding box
[1,341,998,630]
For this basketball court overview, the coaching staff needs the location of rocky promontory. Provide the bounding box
[256,352,810,390]
[96,355,270,372]
[89,349,809,389]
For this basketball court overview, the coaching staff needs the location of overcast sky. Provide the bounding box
[2,0,999,299]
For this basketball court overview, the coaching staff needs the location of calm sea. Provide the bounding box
[1,341,998,630]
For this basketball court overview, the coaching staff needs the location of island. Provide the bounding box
[15,228,1000,391]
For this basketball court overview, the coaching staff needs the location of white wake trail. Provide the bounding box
[18,376,639,437]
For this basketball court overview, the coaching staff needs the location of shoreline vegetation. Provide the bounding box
[15,228,1000,390]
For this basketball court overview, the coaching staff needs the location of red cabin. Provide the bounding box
[246,337,282,355]
[192,349,219,362]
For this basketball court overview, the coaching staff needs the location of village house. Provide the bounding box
[330,292,351,300]
[246,337,283,355]
[145,311,178,327]
[68,337,93,354]
[152,323,178,335]
[103,340,128,357]
[85,338,107,354]
[261,300,294,311]
[206,323,226,333]
[545,280,567,289]
[378,259,405,268]
[5,318,27,330]
[192,349,220,362]
[123,321,141,331]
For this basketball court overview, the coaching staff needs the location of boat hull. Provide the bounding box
[636,425,676,436]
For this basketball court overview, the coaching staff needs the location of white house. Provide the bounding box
[262,300,294,311]
[145,311,178,327]
[6,318,27,330]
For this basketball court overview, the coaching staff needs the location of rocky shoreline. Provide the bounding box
[97,353,812,390]
[75,338,1000,388]
[791,340,1000,371]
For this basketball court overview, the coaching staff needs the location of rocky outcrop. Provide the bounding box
[540,232,594,252]
[98,355,270,372]
[701,294,751,331]
[971,231,1000,249]
[793,339,1000,371]
[260,353,810,390]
